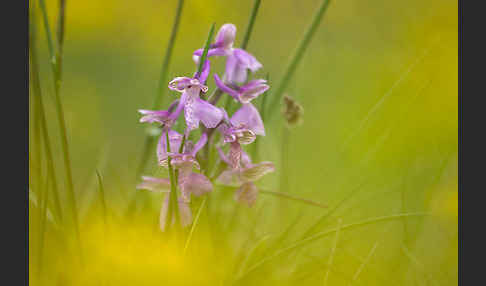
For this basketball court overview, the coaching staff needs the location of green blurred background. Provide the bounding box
[30,0,457,285]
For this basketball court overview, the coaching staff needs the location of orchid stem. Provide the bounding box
[136,0,185,179]
[166,132,180,231]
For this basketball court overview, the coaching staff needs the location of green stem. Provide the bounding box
[165,132,180,230]
[267,0,331,120]
[136,0,185,178]
[197,23,215,77]
[240,0,262,50]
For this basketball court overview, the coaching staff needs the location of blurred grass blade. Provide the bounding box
[301,181,367,239]
[30,7,63,224]
[197,23,216,76]
[96,170,108,225]
[260,190,327,208]
[349,242,379,285]
[38,0,81,244]
[153,0,185,109]
[237,212,427,280]
[38,0,55,64]
[136,0,185,178]
[183,197,207,254]
[240,0,262,50]
[323,218,342,286]
[267,0,331,120]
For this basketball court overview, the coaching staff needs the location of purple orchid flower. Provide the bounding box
[213,74,269,104]
[216,103,265,169]
[156,130,212,199]
[216,148,275,206]
[138,61,222,133]
[193,23,262,84]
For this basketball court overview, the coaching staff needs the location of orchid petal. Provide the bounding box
[180,172,213,197]
[193,98,224,129]
[136,176,170,192]
[216,169,241,187]
[157,130,183,167]
[231,103,265,136]
[213,74,239,100]
[160,195,192,231]
[241,161,275,182]
[234,182,258,207]
[214,23,236,49]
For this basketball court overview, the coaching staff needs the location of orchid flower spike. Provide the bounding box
[216,148,275,206]
[193,23,262,84]
[214,74,269,104]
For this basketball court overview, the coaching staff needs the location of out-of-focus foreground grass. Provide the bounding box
[29,0,457,285]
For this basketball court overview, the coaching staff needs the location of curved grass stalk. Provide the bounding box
[348,242,379,285]
[260,190,327,208]
[183,197,207,255]
[267,0,332,120]
[236,212,427,281]
[323,218,342,286]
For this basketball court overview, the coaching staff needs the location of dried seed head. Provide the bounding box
[282,94,304,127]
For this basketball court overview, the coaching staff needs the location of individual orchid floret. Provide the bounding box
[216,148,275,206]
[167,75,224,132]
[193,23,262,84]
[138,99,180,129]
[136,176,192,231]
[214,74,269,104]
[157,131,212,200]
[216,103,265,168]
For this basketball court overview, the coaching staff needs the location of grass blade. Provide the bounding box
[323,218,342,286]
[240,0,262,50]
[38,0,81,244]
[197,23,216,77]
[348,242,379,285]
[183,197,207,255]
[153,0,185,109]
[267,0,332,119]
[260,190,327,208]
[96,170,108,225]
[136,0,185,178]
[30,6,63,224]
[236,212,427,281]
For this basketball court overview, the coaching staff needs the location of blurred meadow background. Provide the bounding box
[29,0,458,285]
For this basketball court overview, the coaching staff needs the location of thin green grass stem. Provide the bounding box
[267,0,331,120]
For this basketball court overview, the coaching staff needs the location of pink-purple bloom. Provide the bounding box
[216,148,275,206]
[137,23,276,230]
[193,24,262,84]
[213,74,269,104]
